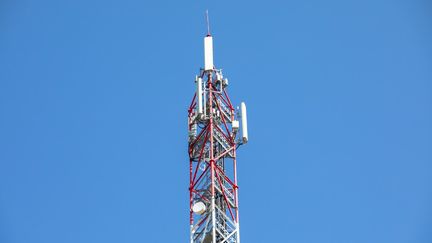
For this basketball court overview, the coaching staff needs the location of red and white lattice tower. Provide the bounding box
[188,28,249,243]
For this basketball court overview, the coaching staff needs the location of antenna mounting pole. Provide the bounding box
[206,10,211,36]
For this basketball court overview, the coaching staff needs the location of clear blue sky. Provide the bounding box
[1,0,431,242]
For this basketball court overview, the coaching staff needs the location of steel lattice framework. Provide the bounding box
[188,36,248,243]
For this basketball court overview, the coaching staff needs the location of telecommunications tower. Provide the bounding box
[188,14,249,243]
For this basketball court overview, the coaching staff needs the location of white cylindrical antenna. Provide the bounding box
[204,36,214,71]
[203,83,207,117]
[196,77,203,115]
[241,102,248,143]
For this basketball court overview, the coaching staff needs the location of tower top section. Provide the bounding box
[188,15,249,242]
[204,10,213,71]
